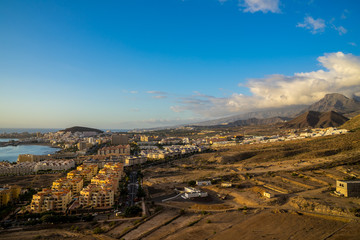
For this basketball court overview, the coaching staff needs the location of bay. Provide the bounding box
[0,145,60,163]
[0,138,19,142]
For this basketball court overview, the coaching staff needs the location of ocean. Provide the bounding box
[0,138,19,142]
[0,128,60,134]
[0,128,128,162]
[0,128,129,134]
[0,144,60,163]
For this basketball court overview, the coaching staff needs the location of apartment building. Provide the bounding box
[34,159,75,172]
[124,155,147,166]
[146,151,167,159]
[52,177,84,194]
[76,164,98,176]
[0,160,75,176]
[17,154,50,163]
[67,169,88,181]
[0,162,36,175]
[79,185,114,208]
[97,145,130,156]
[0,185,21,206]
[336,180,360,197]
[30,188,71,212]
[111,134,128,145]
[67,164,98,181]
[78,162,122,208]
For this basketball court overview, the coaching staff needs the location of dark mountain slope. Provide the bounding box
[284,111,349,129]
[60,126,103,133]
[219,116,291,127]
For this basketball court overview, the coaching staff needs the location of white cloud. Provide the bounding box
[153,95,167,99]
[297,16,325,34]
[123,117,205,128]
[171,52,360,117]
[240,0,281,13]
[147,90,167,95]
[333,25,347,35]
[341,9,349,19]
[147,90,168,100]
[122,90,138,94]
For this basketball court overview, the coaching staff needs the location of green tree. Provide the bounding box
[93,227,105,234]
[137,185,146,198]
[188,180,196,187]
[124,206,142,217]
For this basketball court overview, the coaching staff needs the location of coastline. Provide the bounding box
[0,144,62,163]
[19,142,57,147]
[0,141,57,148]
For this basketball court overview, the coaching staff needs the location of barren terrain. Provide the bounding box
[2,129,360,239]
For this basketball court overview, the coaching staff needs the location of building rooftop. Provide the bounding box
[337,180,360,184]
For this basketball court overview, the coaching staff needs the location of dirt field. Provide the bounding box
[138,130,360,239]
[0,173,64,189]
[0,227,97,240]
[2,130,360,239]
[1,209,359,240]
[209,210,355,240]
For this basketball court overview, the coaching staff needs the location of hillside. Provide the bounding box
[211,116,291,128]
[190,105,307,127]
[190,93,360,128]
[305,93,360,117]
[284,111,349,129]
[60,126,103,133]
[341,113,360,130]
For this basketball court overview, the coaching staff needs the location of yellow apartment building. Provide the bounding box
[67,170,81,179]
[0,185,21,206]
[52,177,84,194]
[79,184,114,208]
[0,189,11,206]
[30,188,71,213]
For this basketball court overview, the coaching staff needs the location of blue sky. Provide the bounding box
[1,0,360,129]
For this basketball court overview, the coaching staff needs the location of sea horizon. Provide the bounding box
[0,128,130,134]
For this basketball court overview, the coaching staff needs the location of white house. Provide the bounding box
[183,187,208,199]
[196,180,212,186]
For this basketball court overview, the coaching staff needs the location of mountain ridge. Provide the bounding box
[189,93,360,128]
[190,105,307,127]
[59,126,103,133]
[284,111,349,129]
[303,93,360,118]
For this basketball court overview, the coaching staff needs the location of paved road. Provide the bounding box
[128,171,138,206]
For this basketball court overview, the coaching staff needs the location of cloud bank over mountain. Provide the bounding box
[171,52,360,117]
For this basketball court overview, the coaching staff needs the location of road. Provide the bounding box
[128,171,138,206]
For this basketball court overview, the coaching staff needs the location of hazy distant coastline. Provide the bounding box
[0,128,61,134]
